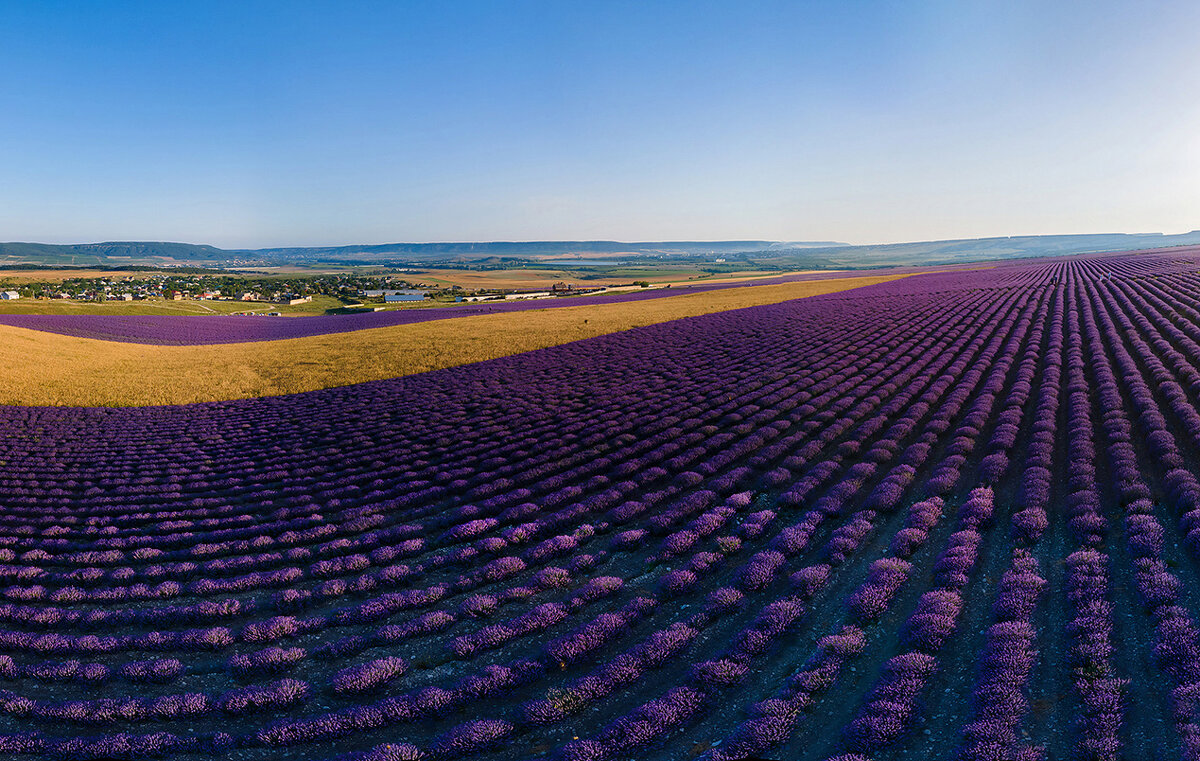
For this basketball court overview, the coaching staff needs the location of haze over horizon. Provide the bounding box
[7,230,1200,254]
[2,1,1198,249]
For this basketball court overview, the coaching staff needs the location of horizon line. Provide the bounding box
[5,227,1200,252]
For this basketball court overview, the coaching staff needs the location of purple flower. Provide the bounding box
[332,656,408,694]
[219,678,310,714]
[431,718,513,758]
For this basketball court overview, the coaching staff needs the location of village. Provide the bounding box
[0,270,615,309]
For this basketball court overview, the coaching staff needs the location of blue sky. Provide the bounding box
[1,1,1197,248]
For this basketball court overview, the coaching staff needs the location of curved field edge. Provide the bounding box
[0,273,907,407]
[0,269,982,345]
[0,267,868,338]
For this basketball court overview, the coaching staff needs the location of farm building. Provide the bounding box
[384,291,425,302]
[504,291,552,300]
[0,291,19,300]
[363,289,407,297]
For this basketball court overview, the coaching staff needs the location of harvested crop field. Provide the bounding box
[398,267,805,290]
[0,273,904,405]
[6,248,1200,760]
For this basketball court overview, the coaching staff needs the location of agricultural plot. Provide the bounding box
[0,270,889,345]
[4,250,1200,760]
[0,275,906,406]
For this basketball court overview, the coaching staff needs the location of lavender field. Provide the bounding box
[6,249,1200,760]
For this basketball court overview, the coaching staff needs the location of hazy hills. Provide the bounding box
[0,241,227,267]
[243,240,831,262]
[768,231,1200,268]
[2,231,1199,270]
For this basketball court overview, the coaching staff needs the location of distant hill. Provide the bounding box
[0,240,838,268]
[0,241,227,267]
[2,231,1199,269]
[762,231,1200,268]
[240,240,815,263]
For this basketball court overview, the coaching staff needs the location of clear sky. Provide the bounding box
[1,1,1198,248]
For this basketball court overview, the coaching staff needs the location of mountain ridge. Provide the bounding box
[2,231,1200,269]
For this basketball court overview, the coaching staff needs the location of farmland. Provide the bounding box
[391,266,814,291]
[0,263,842,316]
[0,273,903,405]
[5,246,1200,761]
